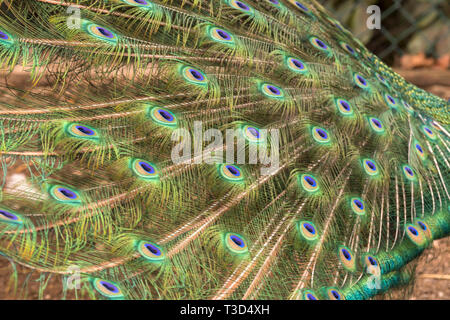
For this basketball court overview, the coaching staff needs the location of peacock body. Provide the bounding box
[0,0,448,300]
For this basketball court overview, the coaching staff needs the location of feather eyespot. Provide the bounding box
[148,107,177,127]
[340,42,356,56]
[405,224,428,247]
[242,125,264,143]
[0,30,14,46]
[338,246,356,272]
[350,197,365,215]
[219,164,244,182]
[362,159,379,176]
[92,278,124,299]
[208,26,234,44]
[289,1,310,14]
[65,123,100,140]
[48,185,82,205]
[311,126,331,144]
[286,57,308,74]
[384,93,398,109]
[298,221,319,241]
[267,0,282,7]
[422,126,437,141]
[414,142,426,160]
[85,23,118,44]
[260,83,285,99]
[299,174,319,193]
[121,0,152,7]
[415,220,432,240]
[130,158,159,180]
[353,73,370,90]
[227,0,253,13]
[325,287,344,300]
[376,73,389,88]
[0,207,24,225]
[137,240,165,262]
[310,37,331,54]
[402,165,416,181]
[335,98,354,116]
[368,117,385,133]
[302,290,319,300]
[224,233,249,254]
[181,66,208,86]
[361,253,381,276]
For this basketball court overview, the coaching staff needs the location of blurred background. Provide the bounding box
[0,0,448,300]
[320,0,450,100]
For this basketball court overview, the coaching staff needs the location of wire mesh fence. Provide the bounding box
[318,0,450,63]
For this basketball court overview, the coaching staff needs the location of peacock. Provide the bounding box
[0,0,448,300]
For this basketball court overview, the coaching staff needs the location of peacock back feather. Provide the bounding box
[0,0,448,300]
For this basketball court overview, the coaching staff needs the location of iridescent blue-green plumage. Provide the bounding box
[0,0,448,300]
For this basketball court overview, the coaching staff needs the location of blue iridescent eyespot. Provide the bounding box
[289,1,310,14]
[350,197,365,215]
[92,278,124,299]
[121,0,153,7]
[353,73,369,90]
[376,73,389,87]
[402,165,416,181]
[148,107,177,127]
[422,126,437,141]
[137,240,165,262]
[383,93,398,110]
[311,126,331,144]
[130,158,159,180]
[218,164,244,182]
[405,223,427,247]
[181,66,208,86]
[299,174,320,193]
[242,125,264,143]
[417,221,426,231]
[84,22,118,44]
[224,232,249,254]
[302,290,319,300]
[298,221,319,241]
[260,83,285,99]
[0,207,24,225]
[338,246,356,272]
[267,0,282,7]
[335,98,354,116]
[368,117,385,133]
[415,220,432,240]
[362,158,379,176]
[0,29,14,46]
[326,288,344,300]
[65,123,100,140]
[48,185,82,205]
[208,26,234,44]
[228,0,253,13]
[361,253,381,276]
[340,42,356,56]
[414,142,426,160]
[310,37,330,54]
[286,57,308,74]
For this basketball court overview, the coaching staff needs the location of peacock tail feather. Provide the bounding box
[0,0,448,300]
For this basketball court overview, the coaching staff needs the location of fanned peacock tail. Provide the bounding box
[0,0,448,300]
